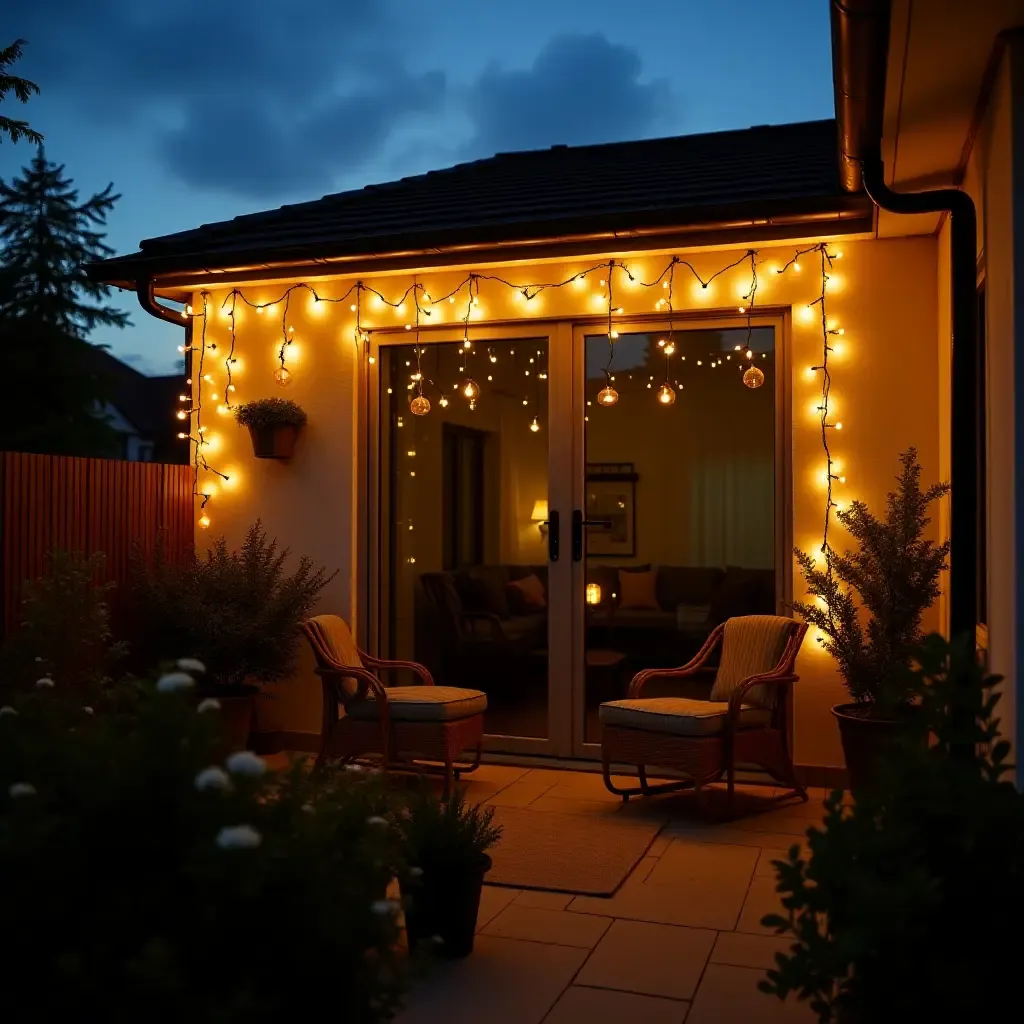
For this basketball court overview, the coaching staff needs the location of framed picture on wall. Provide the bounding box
[585,463,638,558]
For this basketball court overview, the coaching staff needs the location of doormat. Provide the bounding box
[485,805,664,896]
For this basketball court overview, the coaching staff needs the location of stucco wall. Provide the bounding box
[190,234,940,767]
[961,38,1020,760]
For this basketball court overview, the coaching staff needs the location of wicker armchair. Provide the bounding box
[599,615,808,811]
[301,614,486,794]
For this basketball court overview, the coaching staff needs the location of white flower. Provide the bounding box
[409,866,423,878]
[8,783,37,799]
[176,657,206,674]
[197,698,221,713]
[366,816,389,829]
[371,899,400,917]
[156,672,194,693]
[82,706,94,715]
[215,825,262,850]
[195,767,233,792]
[225,751,267,777]
[35,677,54,689]
[344,763,365,773]
[0,706,17,717]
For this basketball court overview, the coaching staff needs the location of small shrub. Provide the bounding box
[793,447,949,709]
[400,785,502,871]
[235,397,307,430]
[0,672,407,1022]
[760,634,1023,1021]
[0,550,126,703]
[130,521,336,695]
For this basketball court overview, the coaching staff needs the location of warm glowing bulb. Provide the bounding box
[793,259,801,272]
[203,374,213,383]
[746,349,753,359]
[439,395,449,408]
[609,330,619,339]
[177,345,185,353]
[350,304,357,312]
[833,250,844,259]
[835,422,843,430]
[462,378,480,401]
[410,394,431,416]
[597,385,619,407]
[664,344,675,356]
[176,411,187,420]
[738,306,746,314]
[256,306,264,315]
[198,515,211,530]
[529,417,540,433]
[274,366,292,387]
[839,475,846,484]
[743,365,765,389]
[657,383,676,406]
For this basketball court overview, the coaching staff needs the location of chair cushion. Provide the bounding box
[347,686,487,723]
[709,615,794,709]
[617,567,659,609]
[599,697,771,737]
[305,615,363,699]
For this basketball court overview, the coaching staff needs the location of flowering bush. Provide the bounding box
[235,397,307,430]
[0,665,408,1023]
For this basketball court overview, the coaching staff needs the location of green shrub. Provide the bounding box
[760,633,1024,1021]
[0,669,407,1023]
[235,398,307,430]
[0,550,126,703]
[400,785,502,871]
[793,447,949,708]
[130,521,336,696]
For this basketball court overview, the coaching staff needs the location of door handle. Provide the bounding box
[546,509,560,562]
[572,509,613,561]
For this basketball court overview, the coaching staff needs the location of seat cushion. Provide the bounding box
[347,686,487,723]
[599,697,771,737]
[710,615,795,708]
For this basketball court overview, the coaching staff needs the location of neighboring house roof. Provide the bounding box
[93,119,872,284]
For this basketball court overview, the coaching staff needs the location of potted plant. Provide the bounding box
[760,635,1023,1021]
[235,397,307,459]
[399,786,503,958]
[130,521,336,752]
[793,447,949,795]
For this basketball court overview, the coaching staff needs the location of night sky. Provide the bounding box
[2,0,833,373]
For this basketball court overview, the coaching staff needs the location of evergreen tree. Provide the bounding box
[0,39,42,146]
[0,147,129,336]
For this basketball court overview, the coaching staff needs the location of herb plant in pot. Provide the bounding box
[131,521,336,753]
[400,787,502,958]
[235,397,307,459]
[793,447,949,797]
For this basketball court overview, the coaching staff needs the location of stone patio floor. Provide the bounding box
[396,763,828,1024]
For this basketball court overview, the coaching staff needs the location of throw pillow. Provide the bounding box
[616,567,659,610]
[506,573,547,613]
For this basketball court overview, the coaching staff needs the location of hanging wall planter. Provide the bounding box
[235,398,308,460]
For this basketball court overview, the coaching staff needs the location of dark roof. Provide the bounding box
[95,119,867,283]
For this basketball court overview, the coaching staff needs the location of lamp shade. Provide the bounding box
[531,500,549,522]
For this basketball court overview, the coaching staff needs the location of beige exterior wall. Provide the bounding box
[189,234,940,767]
[961,38,1019,758]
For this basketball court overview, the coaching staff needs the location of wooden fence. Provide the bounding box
[0,452,194,639]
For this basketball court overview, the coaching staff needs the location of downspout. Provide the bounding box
[832,0,979,641]
[136,278,188,326]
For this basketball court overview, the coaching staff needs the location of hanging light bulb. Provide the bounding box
[597,384,619,407]
[439,395,449,408]
[530,416,540,433]
[410,394,431,416]
[198,514,211,530]
[468,399,477,411]
[743,365,765,389]
[657,383,676,406]
[274,366,292,387]
[462,378,480,401]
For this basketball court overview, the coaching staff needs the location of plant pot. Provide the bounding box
[832,702,921,798]
[247,424,299,459]
[404,854,492,958]
[200,684,259,756]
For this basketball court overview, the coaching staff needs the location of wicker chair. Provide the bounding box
[301,615,487,794]
[600,615,808,811]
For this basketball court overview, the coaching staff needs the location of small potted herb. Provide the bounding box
[399,787,502,958]
[235,398,307,459]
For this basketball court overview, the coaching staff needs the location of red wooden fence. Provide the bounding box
[0,452,194,639]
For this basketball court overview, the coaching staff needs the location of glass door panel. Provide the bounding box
[378,332,568,753]
[575,325,778,751]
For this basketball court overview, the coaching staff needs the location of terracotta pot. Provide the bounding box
[404,854,492,959]
[247,423,299,459]
[202,685,258,756]
[832,702,921,799]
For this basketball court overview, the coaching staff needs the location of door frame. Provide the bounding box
[364,321,576,757]
[568,312,792,759]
